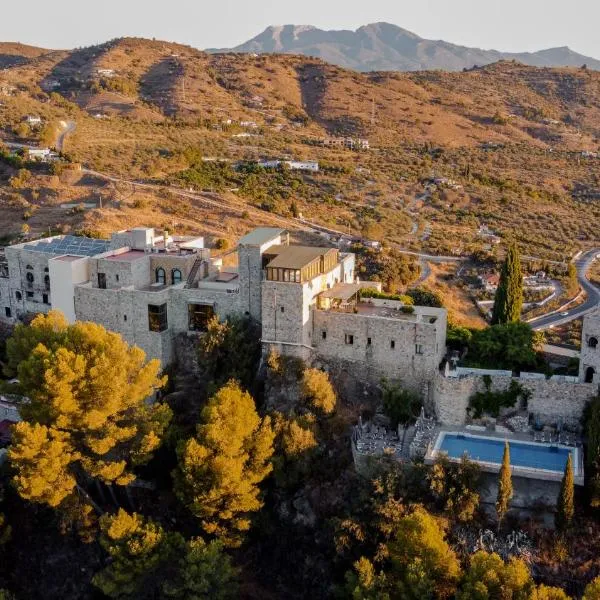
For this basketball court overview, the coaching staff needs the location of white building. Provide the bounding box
[25,116,42,126]
[27,148,52,161]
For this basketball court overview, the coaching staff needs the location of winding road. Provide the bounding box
[528,248,600,330]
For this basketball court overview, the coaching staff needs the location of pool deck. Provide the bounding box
[424,426,584,486]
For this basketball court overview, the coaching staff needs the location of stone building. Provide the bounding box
[579,307,600,384]
[0,226,448,392]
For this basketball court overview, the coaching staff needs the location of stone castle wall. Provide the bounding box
[431,373,597,426]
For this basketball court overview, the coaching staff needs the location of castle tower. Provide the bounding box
[579,309,600,384]
[237,228,287,321]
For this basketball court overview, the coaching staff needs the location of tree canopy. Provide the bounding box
[465,322,544,372]
[6,311,171,508]
[388,506,461,599]
[496,442,513,528]
[93,509,237,599]
[492,242,524,325]
[174,380,274,546]
[556,454,575,531]
[301,368,337,415]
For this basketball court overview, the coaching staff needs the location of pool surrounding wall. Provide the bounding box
[429,373,595,426]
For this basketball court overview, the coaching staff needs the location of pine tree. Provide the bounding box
[556,454,575,531]
[492,243,524,325]
[301,368,337,415]
[174,380,275,547]
[6,311,171,509]
[496,442,513,529]
[93,509,238,599]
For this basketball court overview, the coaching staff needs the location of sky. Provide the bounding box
[1,0,599,59]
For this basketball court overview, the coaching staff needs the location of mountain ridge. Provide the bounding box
[208,22,600,72]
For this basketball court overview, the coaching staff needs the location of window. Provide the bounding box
[415,344,424,355]
[44,275,50,290]
[156,267,166,285]
[280,306,285,313]
[345,334,354,345]
[116,274,120,282]
[42,294,49,305]
[188,304,215,332]
[15,291,22,301]
[586,367,596,384]
[390,340,396,349]
[148,304,168,332]
[98,273,107,289]
[26,291,34,299]
[26,271,34,284]
[124,315,127,322]
[367,337,372,346]
[172,269,182,285]
[589,337,599,349]
[322,330,327,340]
[26,264,33,270]
[5,307,11,318]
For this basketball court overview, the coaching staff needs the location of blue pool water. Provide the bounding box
[439,433,573,473]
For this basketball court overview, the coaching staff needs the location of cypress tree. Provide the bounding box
[556,454,575,531]
[496,442,513,530]
[492,243,524,325]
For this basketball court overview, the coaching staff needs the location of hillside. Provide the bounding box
[212,22,600,72]
[0,37,600,284]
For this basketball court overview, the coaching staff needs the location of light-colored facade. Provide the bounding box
[1,226,448,391]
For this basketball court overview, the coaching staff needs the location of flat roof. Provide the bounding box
[267,246,336,270]
[22,235,111,257]
[238,228,286,247]
[319,283,362,301]
[54,255,85,263]
[105,250,146,262]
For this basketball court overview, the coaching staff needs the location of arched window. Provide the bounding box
[589,337,599,349]
[156,267,166,285]
[26,272,34,283]
[171,269,182,285]
[586,366,596,384]
[44,274,50,290]
[26,265,33,270]
[15,291,22,301]
[44,267,49,272]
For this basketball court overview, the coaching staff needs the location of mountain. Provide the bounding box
[0,42,50,68]
[210,22,600,72]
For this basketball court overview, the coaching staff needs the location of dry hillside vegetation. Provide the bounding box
[0,38,599,264]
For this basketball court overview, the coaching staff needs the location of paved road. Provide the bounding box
[528,248,600,330]
[56,120,76,152]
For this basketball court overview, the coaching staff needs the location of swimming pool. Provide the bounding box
[435,432,577,475]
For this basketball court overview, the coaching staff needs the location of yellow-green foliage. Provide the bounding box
[531,585,572,599]
[457,551,534,599]
[175,380,274,547]
[93,509,238,599]
[301,368,337,415]
[7,311,171,507]
[344,557,390,600]
[93,509,178,598]
[388,506,461,599]
[584,577,600,600]
[496,442,513,526]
